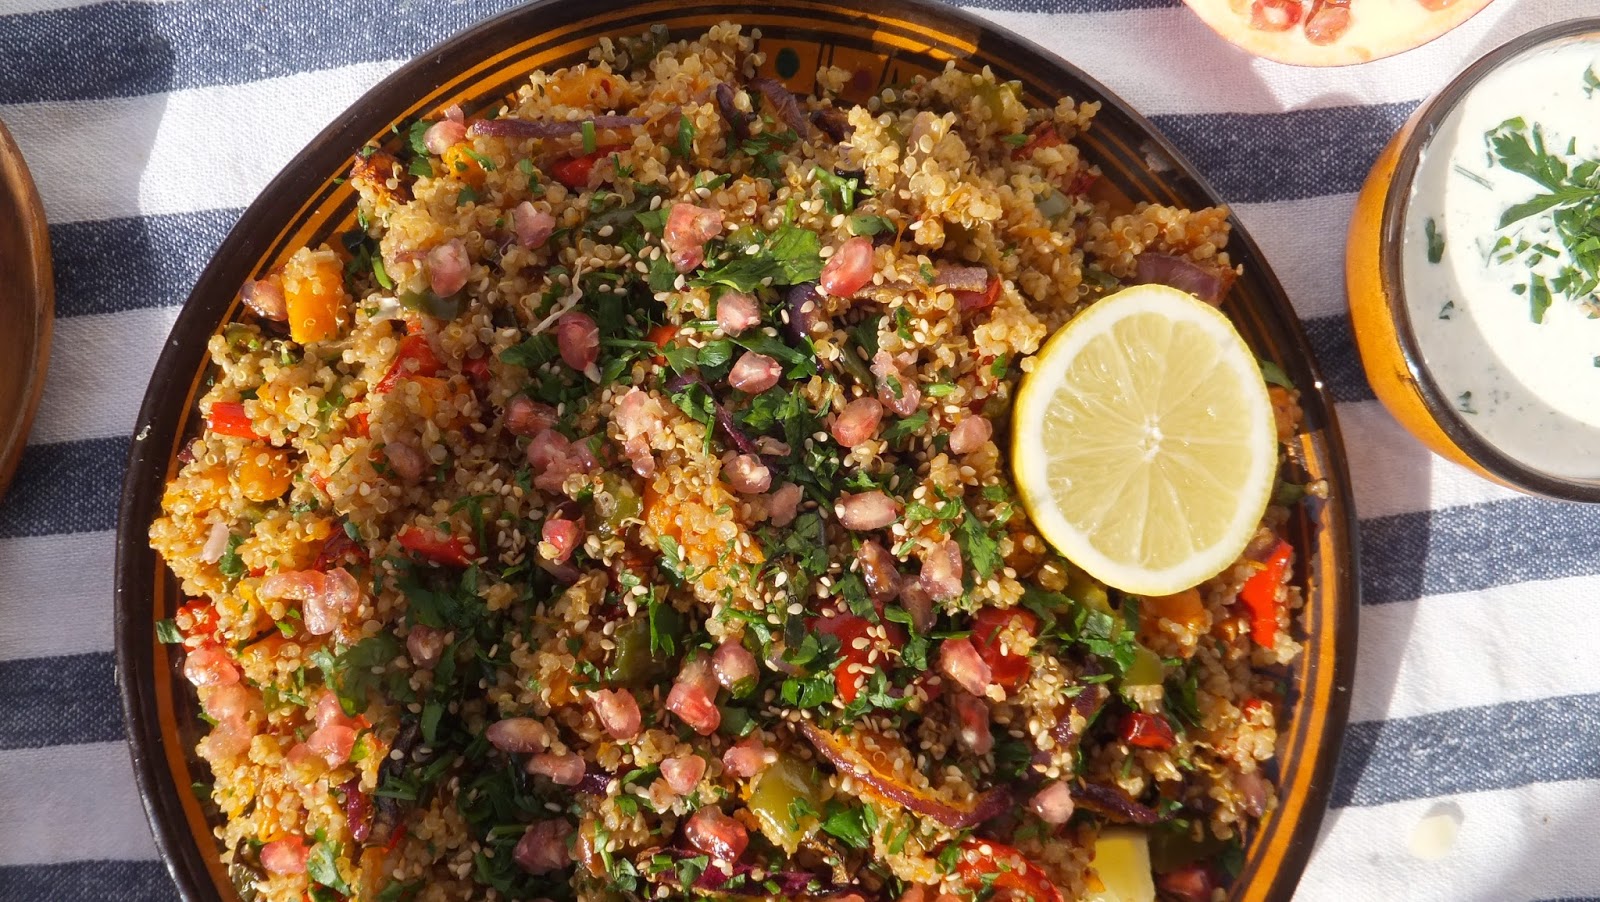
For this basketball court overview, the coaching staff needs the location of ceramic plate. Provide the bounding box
[115,2,1359,899]
[0,117,53,500]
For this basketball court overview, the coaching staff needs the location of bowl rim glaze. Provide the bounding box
[0,116,54,501]
[1378,16,1600,503]
[113,2,1361,900]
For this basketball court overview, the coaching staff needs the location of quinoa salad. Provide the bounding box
[150,24,1308,902]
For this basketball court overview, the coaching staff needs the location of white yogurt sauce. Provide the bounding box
[1403,38,1600,479]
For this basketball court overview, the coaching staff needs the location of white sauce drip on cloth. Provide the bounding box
[1403,39,1600,479]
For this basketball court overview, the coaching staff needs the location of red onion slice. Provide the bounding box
[467,115,648,139]
[750,78,810,136]
[1132,252,1235,305]
[934,264,989,293]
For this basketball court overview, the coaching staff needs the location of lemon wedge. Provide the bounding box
[1012,283,1276,596]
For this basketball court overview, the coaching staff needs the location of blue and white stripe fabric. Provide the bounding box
[1,0,1597,899]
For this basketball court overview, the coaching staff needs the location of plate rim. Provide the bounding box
[114,2,1361,900]
[0,116,54,500]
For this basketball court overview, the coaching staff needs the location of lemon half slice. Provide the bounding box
[1012,284,1277,596]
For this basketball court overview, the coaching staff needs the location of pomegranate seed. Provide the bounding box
[593,688,642,740]
[306,723,357,767]
[665,203,725,273]
[485,717,553,753]
[939,637,993,696]
[831,397,883,448]
[240,278,286,321]
[898,582,935,634]
[314,691,358,730]
[954,691,993,755]
[684,807,749,861]
[260,837,311,875]
[514,820,573,874]
[722,737,777,778]
[947,415,992,455]
[406,624,446,668]
[919,539,964,601]
[526,753,586,786]
[512,201,556,249]
[383,441,426,483]
[856,540,902,603]
[712,641,759,693]
[202,684,262,723]
[1304,0,1352,44]
[1158,865,1218,902]
[766,482,803,527]
[728,351,782,394]
[1029,781,1076,825]
[541,517,583,564]
[427,239,471,297]
[556,312,599,372]
[835,490,901,531]
[716,291,761,335]
[661,755,707,795]
[506,397,558,437]
[183,645,240,688]
[1250,0,1303,30]
[872,350,921,417]
[526,429,571,470]
[666,660,721,736]
[820,236,875,297]
[723,453,771,494]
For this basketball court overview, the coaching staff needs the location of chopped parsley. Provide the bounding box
[1424,216,1446,264]
[217,534,245,580]
[819,800,876,850]
[307,842,353,895]
[693,223,823,292]
[1485,114,1600,322]
[155,619,183,644]
[675,114,696,159]
[848,214,895,237]
[813,167,867,213]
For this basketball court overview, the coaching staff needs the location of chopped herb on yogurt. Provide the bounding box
[1425,217,1446,263]
[1485,116,1600,321]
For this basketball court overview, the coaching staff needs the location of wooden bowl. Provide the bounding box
[115,1,1361,899]
[1346,17,1600,502]
[0,117,53,500]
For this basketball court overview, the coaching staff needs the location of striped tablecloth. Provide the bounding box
[2,0,1596,899]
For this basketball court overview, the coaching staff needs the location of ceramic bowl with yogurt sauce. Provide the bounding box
[1348,18,1600,502]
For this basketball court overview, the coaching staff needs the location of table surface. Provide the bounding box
[2,0,1598,899]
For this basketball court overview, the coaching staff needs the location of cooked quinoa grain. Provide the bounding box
[151,24,1302,902]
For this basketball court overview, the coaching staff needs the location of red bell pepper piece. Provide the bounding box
[1011,122,1064,161]
[549,144,627,189]
[954,837,1064,902]
[955,275,1001,313]
[462,353,491,387]
[1120,711,1176,750]
[207,401,261,440]
[175,599,222,646]
[397,525,474,567]
[1239,540,1292,647]
[815,613,874,705]
[375,334,442,394]
[648,323,679,364]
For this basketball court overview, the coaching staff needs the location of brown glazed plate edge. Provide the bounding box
[0,117,54,501]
